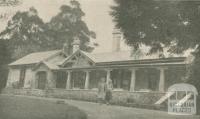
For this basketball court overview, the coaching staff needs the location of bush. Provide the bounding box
[12,81,20,89]
[65,106,87,119]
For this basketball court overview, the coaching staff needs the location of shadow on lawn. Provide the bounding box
[65,105,87,119]
[0,95,87,119]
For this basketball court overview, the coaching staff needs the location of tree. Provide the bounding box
[46,0,96,55]
[111,0,200,53]
[0,7,48,59]
[0,39,11,90]
[111,0,200,90]
[0,0,96,59]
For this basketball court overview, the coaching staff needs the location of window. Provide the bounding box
[89,70,105,89]
[71,71,85,89]
[111,69,131,90]
[56,71,67,89]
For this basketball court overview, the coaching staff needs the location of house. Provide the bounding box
[5,29,192,105]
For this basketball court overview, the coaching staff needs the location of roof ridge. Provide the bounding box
[91,50,131,55]
[31,49,61,54]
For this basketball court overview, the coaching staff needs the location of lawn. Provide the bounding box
[0,95,87,119]
[0,94,199,119]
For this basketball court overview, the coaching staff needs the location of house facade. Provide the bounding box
[5,30,192,106]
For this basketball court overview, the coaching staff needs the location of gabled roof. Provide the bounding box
[33,61,60,70]
[59,50,95,67]
[9,50,61,66]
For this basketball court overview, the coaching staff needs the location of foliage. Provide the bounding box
[111,0,200,53]
[111,0,200,92]
[46,0,96,55]
[0,39,11,90]
[12,81,20,89]
[0,0,96,60]
[0,39,11,65]
[0,7,47,59]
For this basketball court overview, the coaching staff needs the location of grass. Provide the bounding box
[0,94,199,119]
[0,95,87,119]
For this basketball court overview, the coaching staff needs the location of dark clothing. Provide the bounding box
[105,90,112,101]
[105,80,113,103]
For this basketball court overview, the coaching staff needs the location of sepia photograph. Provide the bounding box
[0,0,200,119]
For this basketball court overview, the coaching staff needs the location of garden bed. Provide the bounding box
[2,88,167,111]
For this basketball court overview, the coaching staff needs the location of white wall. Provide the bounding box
[6,67,35,88]
[6,68,20,87]
[7,64,56,89]
[24,68,34,88]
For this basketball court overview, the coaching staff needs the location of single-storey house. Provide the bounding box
[5,29,193,106]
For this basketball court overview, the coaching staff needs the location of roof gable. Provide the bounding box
[61,50,95,68]
[33,61,59,71]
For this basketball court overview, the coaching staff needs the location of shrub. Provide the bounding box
[12,81,20,89]
[65,106,87,119]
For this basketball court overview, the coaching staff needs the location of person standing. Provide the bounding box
[105,78,113,105]
[97,77,106,105]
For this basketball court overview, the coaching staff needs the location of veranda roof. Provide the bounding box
[82,50,177,63]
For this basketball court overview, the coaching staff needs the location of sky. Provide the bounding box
[0,0,130,53]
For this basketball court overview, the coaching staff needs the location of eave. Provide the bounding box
[54,61,187,71]
[95,57,186,66]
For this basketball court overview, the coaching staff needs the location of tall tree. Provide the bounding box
[0,39,11,90]
[111,0,200,53]
[111,0,200,90]
[0,7,48,59]
[46,0,96,55]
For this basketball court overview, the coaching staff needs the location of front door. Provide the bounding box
[37,71,47,89]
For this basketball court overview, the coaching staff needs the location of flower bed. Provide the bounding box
[2,88,166,110]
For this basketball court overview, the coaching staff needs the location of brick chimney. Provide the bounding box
[112,28,122,52]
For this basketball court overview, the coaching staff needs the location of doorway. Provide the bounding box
[37,71,47,90]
